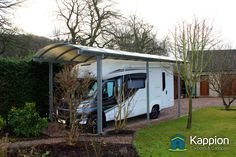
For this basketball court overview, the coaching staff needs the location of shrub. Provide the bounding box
[0,149,6,157]
[0,116,4,131]
[8,103,48,137]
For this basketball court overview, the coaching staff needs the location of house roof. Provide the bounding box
[33,43,183,64]
[203,50,236,72]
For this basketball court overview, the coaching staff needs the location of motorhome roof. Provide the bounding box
[33,43,183,63]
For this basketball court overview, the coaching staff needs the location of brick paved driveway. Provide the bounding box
[106,97,236,131]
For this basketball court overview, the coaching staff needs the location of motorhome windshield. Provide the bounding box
[86,80,115,99]
[87,81,97,98]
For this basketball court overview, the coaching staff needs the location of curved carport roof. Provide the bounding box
[33,43,181,63]
[33,43,182,134]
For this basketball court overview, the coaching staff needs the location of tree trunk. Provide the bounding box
[220,94,230,110]
[225,104,230,110]
[187,95,192,129]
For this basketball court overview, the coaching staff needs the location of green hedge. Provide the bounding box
[0,58,60,118]
[0,115,4,131]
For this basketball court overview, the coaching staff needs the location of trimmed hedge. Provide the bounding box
[0,115,4,131]
[0,58,60,118]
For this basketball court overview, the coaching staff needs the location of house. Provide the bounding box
[173,50,236,98]
[196,50,236,97]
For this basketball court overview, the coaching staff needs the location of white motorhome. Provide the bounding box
[57,59,174,132]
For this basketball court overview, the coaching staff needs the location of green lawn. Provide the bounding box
[134,106,236,157]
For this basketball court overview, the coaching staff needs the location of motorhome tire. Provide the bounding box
[88,115,97,134]
[150,105,160,119]
[87,114,106,134]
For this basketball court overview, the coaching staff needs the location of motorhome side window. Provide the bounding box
[128,79,145,89]
[103,81,115,99]
[162,72,166,91]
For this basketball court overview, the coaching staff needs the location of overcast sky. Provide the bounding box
[13,0,236,47]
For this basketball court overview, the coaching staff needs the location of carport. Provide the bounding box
[33,43,182,134]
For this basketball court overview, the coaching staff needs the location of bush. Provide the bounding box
[8,103,48,137]
[0,116,4,131]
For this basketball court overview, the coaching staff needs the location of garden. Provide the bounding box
[0,58,235,157]
[0,59,138,157]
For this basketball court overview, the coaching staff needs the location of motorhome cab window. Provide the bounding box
[103,81,115,99]
[128,79,145,89]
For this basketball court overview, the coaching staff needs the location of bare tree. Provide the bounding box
[55,66,93,145]
[109,14,168,55]
[172,18,220,129]
[114,82,135,133]
[55,0,120,47]
[0,0,24,26]
[0,0,25,55]
[207,50,236,110]
[0,33,55,58]
[0,28,17,54]
[0,0,22,9]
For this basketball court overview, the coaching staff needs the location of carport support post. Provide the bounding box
[49,63,53,121]
[177,62,181,117]
[146,61,150,122]
[96,55,103,134]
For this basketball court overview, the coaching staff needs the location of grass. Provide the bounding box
[134,106,236,157]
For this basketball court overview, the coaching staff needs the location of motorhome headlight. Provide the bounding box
[77,103,94,113]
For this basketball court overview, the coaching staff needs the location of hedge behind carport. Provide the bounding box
[0,58,60,118]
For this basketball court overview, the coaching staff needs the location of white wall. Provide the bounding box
[209,83,219,97]
[196,81,200,97]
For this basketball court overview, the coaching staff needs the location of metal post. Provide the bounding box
[96,56,103,134]
[146,61,150,122]
[177,62,181,117]
[49,63,53,121]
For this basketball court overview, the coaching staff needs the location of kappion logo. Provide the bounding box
[169,134,187,151]
[189,136,230,146]
[169,134,230,152]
